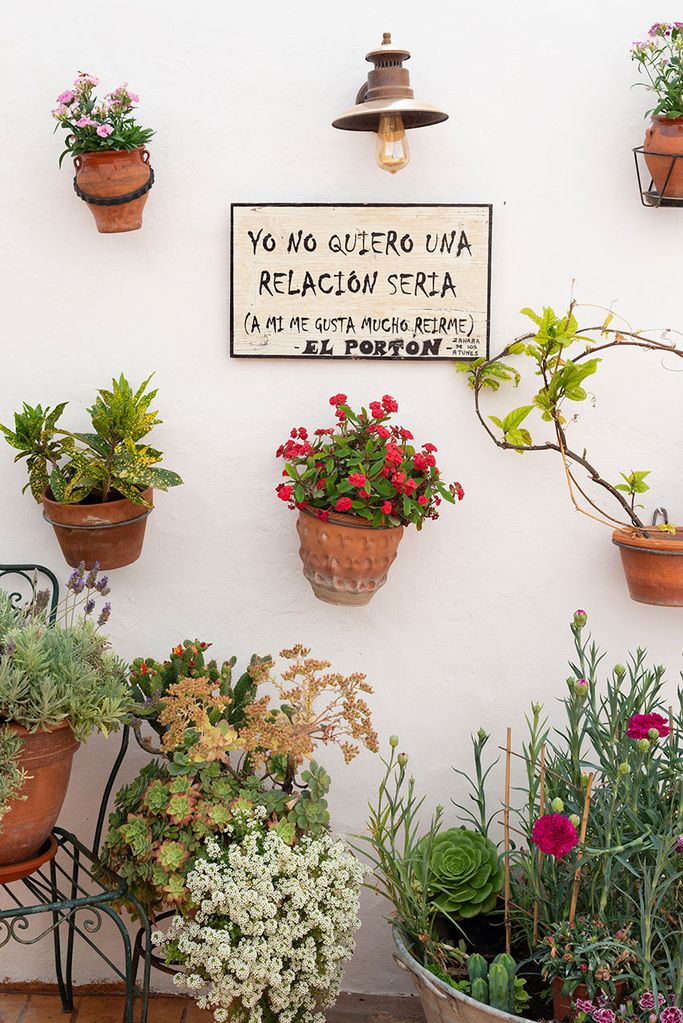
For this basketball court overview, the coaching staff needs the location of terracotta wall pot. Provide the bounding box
[612,527,683,606]
[73,147,153,233]
[644,116,683,198]
[552,979,626,1021]
[42,487,153,570]
[0,722,79,867]
[296,509,404,606]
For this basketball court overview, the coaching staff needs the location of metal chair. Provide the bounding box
[0,565,152,1022]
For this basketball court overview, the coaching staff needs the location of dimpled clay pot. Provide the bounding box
[41,487,153,570]
[613,526,683,606]
[644,116,683,198]
[296,508,404,606]
[0,723,79,867]
[73,147,154,233]
[552,979,626,1021]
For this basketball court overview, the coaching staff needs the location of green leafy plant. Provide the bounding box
[0,564,129,833]
[426,828,504,918]
[52,74,154,166]
[276,393,463,528]
[535,917,637,1003]
[0,727,28,831]
[458,301,683,531]
[103,642,377,918]
[0,373,183,506]
[631,25,683,119]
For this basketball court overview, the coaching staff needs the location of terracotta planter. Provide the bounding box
[0,723,79,867]
[42,487,153,570]
[552,979,626,1021]
[296,509,404,606]
[392,928,533,1023]
[644,116,683,198]
[612,527,683,606]
[73,147,154,233]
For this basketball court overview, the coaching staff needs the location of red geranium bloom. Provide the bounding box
[423,442,437,452]
[335,496,352,512]
[329,393,347,406]
[382,394,399,413]
[315,509,330,522]
[376,425,391,439]
[417,495,428,506]
[348,472,366,488]
[276,483,293,502]
[381,501,393,515]
[531,814,579,859]
[627,713,670,739]
[369,401,384,419]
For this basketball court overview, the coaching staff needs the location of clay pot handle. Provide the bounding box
[73,155,82,172]
[141,147,150,164]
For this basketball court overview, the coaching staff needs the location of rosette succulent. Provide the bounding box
[427,827,504,918]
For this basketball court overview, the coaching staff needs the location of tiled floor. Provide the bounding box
[0,991,425,1023]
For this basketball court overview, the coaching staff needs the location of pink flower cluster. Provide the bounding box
[626,713,670,740]
[531,813,579,859]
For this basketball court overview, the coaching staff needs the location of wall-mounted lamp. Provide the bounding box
[332,32,448,174]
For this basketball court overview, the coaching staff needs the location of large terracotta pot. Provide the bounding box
[42,487,153,570]
[296,509,404,606]
[612,527,683,606]
[73,147,154,233]
[644,116,683,198]
[392,928,533,1023]
[0,723,79,867]
[552,978,626,1021]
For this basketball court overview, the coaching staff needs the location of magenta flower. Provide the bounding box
[661,1009,683,1023]
[96,124,113,137]
[593,1010,615,1023]
[640,993,667,1011]
[676,834,683,853]
[57,90,75,104]
[574,1000,595,1013]
[531,813,579,859]
[75,116,96,128]
[626,713,670,740]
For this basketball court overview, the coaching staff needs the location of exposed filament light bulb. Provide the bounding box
[375,112,410,174]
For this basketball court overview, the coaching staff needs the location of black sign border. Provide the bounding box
[229,202,493,361]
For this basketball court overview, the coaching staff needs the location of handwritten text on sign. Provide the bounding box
[230,204,492,360]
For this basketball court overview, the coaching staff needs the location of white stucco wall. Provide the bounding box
[1,0,682,995]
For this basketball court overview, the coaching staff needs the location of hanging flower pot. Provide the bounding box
[631,26,683,199]
[42,486,153,570]
[52,72,155,233]
[612,526,683,606]
[0,723,79,867]
[0,373,183,571]
[296,508,404,606]
[276,393,463,607]
[73,147,154,233]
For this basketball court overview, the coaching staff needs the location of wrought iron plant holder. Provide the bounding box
[0,565,152,1023]
[633,145,683,207]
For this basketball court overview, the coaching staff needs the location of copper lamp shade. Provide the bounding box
[332,32,448,132]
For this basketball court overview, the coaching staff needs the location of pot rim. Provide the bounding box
[650,114,683,125]
[76,145,150,160]
[298,506,404,532]
[41,486,152,510]
[612,526,683,555]
[392,927,535,1023]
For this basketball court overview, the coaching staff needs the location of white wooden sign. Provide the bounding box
[230,203,492,360]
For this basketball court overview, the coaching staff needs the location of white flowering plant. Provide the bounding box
[153,803,364,1023]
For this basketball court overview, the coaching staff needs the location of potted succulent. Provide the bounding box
[52,73,155,232]
[0,374,183,570]
[458,301,683,605]
[362,610,683,1023]
[631,25,683,199]
[0,564,129,873]
[101,640,377,1023]
[275,393,463,606]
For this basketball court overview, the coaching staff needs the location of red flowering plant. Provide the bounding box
[375,610,683,1011]
[275,393,463,528]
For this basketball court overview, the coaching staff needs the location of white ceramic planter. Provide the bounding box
[392,929,534,1023]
